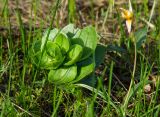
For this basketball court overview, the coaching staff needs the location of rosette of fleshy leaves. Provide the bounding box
[30,24,106,86]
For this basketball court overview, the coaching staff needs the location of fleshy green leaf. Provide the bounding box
[73,57,95,82]
[61,24,80,38]
[78,73,97,87]
[61,24,74,34]
[40,41,64,69]
[71,26,98,60]
[54,33,70,54]
[48,65,77,84]
[64,44,83,66]
[135,27,147,49]
[41,28,59,50]
[95,44,106,67]
[31,41,65,70]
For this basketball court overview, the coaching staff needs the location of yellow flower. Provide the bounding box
[119,0,133,34]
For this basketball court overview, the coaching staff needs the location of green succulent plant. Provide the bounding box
[30,24,106,86]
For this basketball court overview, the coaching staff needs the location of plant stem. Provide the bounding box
[107,61,114,113]
[68,0,76,23]
[122,34,137,114]
[132,35,137,81]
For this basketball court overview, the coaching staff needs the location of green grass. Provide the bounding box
[0,0,160,116]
